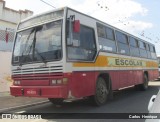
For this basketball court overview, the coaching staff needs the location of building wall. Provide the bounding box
[0,0,33,51]
[0,0,33,24]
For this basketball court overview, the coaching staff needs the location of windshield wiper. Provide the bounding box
[19,41,34,66]
[19,29,35,66]
[34,48,47,64]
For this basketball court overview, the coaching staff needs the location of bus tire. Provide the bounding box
[91,77,109,106]
[48,98,64,105]
[140,74,149,90]
[135,74,149,91]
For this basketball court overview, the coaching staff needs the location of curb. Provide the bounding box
[0,100,49,113]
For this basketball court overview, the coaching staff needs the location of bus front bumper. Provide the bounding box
[10,86,69,98]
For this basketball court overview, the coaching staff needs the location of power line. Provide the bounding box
[39,0,56,8]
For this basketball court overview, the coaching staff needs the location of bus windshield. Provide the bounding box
[12,20,62,65]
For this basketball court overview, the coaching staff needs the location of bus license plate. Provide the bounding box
[26,89,37,95]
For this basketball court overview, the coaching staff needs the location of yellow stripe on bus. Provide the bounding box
[73,55,158,68]
[73,55,108,67]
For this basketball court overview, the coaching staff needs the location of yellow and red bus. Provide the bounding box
[10,7,159,106]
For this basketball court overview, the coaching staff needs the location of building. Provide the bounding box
[0,0,33,51]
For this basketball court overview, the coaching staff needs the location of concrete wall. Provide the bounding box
[0,51,12,92]
[0,0,33,24]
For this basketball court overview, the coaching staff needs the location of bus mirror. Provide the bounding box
[73,20,80,33]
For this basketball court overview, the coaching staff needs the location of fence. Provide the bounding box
[0,28,14,51]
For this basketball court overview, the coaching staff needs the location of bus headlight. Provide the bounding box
[14,81,21,85]
[51,80,57,84]
[50,79,68,85]
[57,79,62,84]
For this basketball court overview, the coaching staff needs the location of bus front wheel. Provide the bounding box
[91,77,109,106]
[48,98,64,105]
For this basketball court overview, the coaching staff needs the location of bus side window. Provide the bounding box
[146,43,151,59]
[67,24,97,61]
[97,23,106,38]
[139,41,147,58]
[97,23,117,53]
[129,37,140,57]
[115,31,130,55]
[150,45,157,59]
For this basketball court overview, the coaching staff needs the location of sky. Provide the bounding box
[4,0,160,55]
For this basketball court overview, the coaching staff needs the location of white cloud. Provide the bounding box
[4,0,153,35]
[54,0,152,35]
[115,20,153,34]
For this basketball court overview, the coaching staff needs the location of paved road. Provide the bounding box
[2,82,160,122]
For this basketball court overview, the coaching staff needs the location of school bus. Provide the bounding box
[10,7,159,106]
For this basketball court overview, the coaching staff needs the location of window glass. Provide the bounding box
[12,20,62,65]
[67,24,96,61]
[151,52,157,59]
[147,51,151,58]
[149,45,157,59]
[130,46,140,57]
[106,27,115,40]
[129,37,138,47]
[115,31,128,44]
[150,45,156,53]
[146,44,150,51]
[99,37,117,52]
[36,22,61,53]
[140,49,147,58]
[139,41,146,49]
[117,42,130,55]
[153,46,156,53]
[68,47,96,60]
[97,24,106,38]
[150,45,154,52]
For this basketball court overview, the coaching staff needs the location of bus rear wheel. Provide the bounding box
[135,74,149,91]
[48,98,64,105]
[140,74,149,90]
[91,77,109,106]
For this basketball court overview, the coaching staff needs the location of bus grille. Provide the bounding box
[12,65,63,75]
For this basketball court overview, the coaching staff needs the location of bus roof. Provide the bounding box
[19,6,155,47]
[20,7,66,23]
